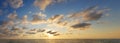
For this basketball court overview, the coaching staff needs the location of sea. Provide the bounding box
[0,39,120,43]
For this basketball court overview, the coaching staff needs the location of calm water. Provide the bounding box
[0,39,120,43]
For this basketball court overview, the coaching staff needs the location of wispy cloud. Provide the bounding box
[7,11,17,20]
[7,0,23,9]
[47,15,64,23]
[68,6,109,21]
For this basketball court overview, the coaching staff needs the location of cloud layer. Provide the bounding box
[0,6,109,38]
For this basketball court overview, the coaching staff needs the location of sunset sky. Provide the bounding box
[0,0,120,39]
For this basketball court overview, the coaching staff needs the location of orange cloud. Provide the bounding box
[34,0,52,11]
[34,0,65,11]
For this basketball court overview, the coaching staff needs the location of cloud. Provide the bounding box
[32,12,46,21]
[21,15,29,24]
[0,6,110,38]
[49,31,57,34]
[57,21,67,26]
[0,27,10,35]
[47,15,64,23]
[96,21,109,24]
[34,0,65,11]
[11,26,20,31]
[37,29,45,32]
[31,13,46,25]
[7,12,17,20]
[46,30,60,36]
[0,33,7,38]
[53,33,60,36]
[30,29,36,31]
[67,6,98,18]
[26,31,36,34]
[82,9,109,21]
[0,20,23,37]
[7,0,23,9]
[1,20,14,27]
[47,30,57,34]
[37,12,47,18]
[34,0,52,11]
[71,23,91,30]
[68,6,109,21]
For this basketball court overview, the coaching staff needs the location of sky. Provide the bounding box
[0,0,120,39]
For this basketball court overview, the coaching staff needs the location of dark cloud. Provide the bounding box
[37,29,45,32]
[67,6,109,21]
[26,31,36,34]
[82,9,109,21]
[57,21,67,26]
[1,21,14,27]
[49,32,57,34]
[11,26,20,31]
[46,30,60,36]
[53,33,60,36]
[31,13,46,25]
[30,29,36,31]
[0,27,10,35]
[47,30,57,34]
[32,14,44,22]
[71,23,91,29]
[9,33,19,36]
[47,30,52,33]
[48,15,64,23]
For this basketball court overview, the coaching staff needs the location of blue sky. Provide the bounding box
[0,0,120,20]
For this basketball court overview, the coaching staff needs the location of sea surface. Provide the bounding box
[0,39,120,43]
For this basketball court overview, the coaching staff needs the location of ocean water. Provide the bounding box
[0,39,120,43]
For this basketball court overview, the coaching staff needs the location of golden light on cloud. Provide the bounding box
[0,5,115,39]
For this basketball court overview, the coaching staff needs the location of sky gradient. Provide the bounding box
[0,0,120,39]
